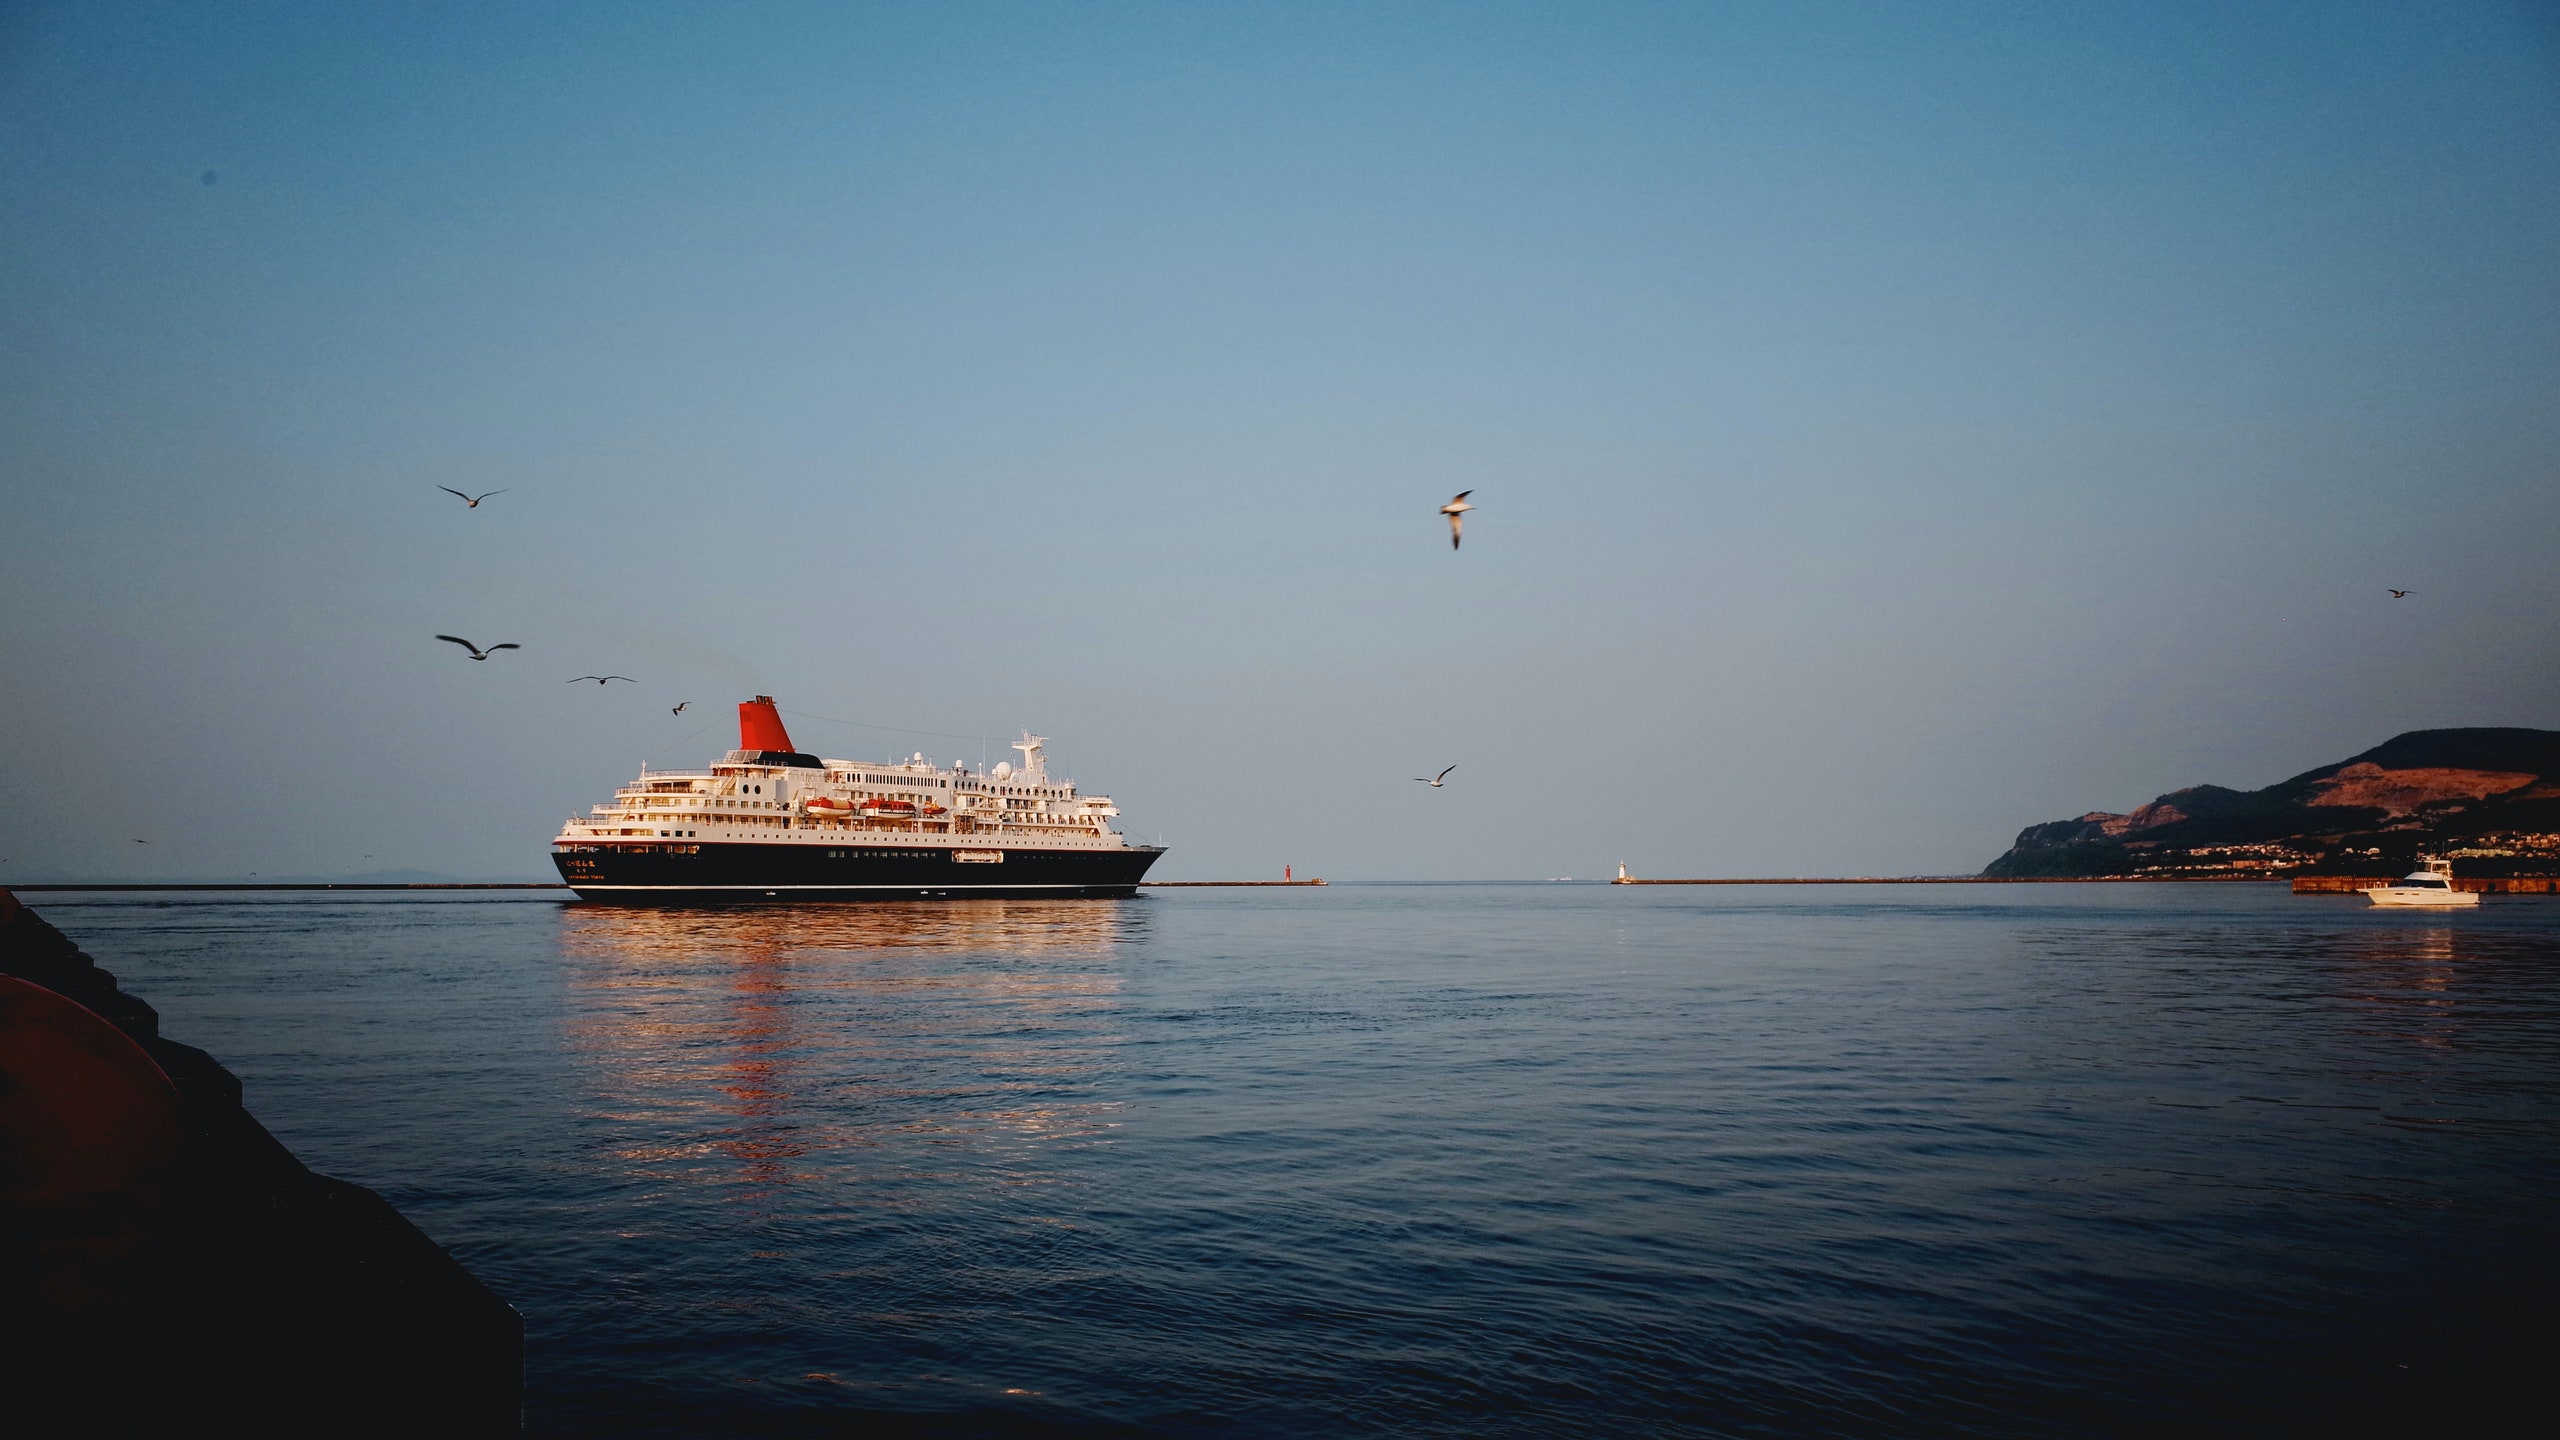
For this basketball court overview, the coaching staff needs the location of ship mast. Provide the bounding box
[1011,732,1048,784]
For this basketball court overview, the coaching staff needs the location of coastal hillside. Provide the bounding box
[1985,728,2560,878]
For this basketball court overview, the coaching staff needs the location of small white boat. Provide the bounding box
[2363,856,2480,908]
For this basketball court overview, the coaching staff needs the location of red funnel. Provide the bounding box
[738,695,795,753]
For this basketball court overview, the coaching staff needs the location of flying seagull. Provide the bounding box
[1415,765,1457,788]
[438,486,508,508]
[568,675,636,685]
[133,838,150,844]
[435,634,520,661]
[671,701,690,716]
[2388,589,2411,598]
[1439,491,1474,550]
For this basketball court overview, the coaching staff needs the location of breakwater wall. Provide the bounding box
[1143,879,1329,886]
[0,888,521,1436]
[1611,876,2285,885]
[2290,875,2560,894]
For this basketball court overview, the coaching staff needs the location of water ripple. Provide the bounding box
[45,884,2560,1437]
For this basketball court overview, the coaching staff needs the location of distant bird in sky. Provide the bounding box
[2388,589,2411,598]
[133,838,150,843]
[1415,765,1457,787]
[435,635,519,661]
[1439,491,1474,550]
[438,486,507,508]
[568,675,636,685]
[671,701,690,716]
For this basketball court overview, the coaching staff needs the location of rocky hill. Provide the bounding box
[1984,728,2560,878]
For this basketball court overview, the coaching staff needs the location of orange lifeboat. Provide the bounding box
[920,803,948,817]
[859,798,919,821]
[801,796,855,821]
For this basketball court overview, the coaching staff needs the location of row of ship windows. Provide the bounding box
[636,797,1021,809]
[599,826,1099,837]
[563,834,1100,850]
[640,778,1090,799]
[624,815,1094,830]
[562,842,1086,856]
[626,799,777,809]
[726,772,1071,801]
[589,807,1102,831]
[631,791,1084,808]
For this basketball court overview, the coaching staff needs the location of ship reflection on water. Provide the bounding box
[561,898,1139,960]
[555,902,1142,1200]
[2330,925,2483,1052]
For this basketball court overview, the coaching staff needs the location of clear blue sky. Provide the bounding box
[4,1,2557,880]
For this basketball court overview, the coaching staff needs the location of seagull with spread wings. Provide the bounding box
[1415,765,1456,788]
[568,675,636,685]
[2388,589,2412,598]
[435,635,520,661]
[671,701,690,716]
[438,486,508,508]
[1439,491,1474,550]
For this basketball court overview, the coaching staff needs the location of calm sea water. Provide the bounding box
[38,884,2560,1438]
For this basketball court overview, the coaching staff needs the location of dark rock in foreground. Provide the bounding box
[0,888,521,1437]
[1985,728,2560,878]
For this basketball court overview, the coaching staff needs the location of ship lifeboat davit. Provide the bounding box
[801,797,856,821]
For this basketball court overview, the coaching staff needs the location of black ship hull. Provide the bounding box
[552,839,1166,903]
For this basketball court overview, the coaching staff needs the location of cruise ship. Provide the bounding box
[551,697,1165,902]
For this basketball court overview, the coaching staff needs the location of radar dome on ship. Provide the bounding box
[992,761,1013,779]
